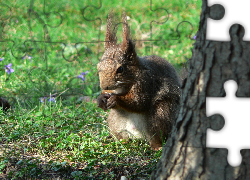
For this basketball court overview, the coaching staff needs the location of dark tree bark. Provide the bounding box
[151,0,250,179]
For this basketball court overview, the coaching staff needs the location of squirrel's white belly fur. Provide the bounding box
[124,113,149,139]
[108,109,150,140]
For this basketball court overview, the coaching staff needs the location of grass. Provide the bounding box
[0,0,201,179]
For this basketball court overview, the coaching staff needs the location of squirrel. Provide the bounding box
[97,12,181,150]
[0,97,10,112]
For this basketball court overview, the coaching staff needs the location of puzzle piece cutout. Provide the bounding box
[206,80,250,167]
[207,0,250,41]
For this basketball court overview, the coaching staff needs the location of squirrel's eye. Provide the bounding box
[116,66,124,74]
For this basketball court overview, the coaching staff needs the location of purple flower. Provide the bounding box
[22,55,32,60]
[0,57,4,61]
[77,71,89,81]
[40,97,47,103]
[40,95,56,103]
[193,35,197,40]
[4,63,14,74]
[48,97,56,103]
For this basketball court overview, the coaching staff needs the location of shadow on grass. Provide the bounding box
[1,141,159,180]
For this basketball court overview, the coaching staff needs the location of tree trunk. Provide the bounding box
[151,0,250,179]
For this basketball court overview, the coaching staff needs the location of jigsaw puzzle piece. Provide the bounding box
[0,3,13,58]
[206,80,250,167]
[0,1,64,60]
[81,0,102,22]
[149,1,195,41]
[0,2,11,20]
[81,0,103,46]
[207,0,250,41]
[0,3,26,59]
[139,3,195,68]
[240,149,250,166]
[146,1,195,62]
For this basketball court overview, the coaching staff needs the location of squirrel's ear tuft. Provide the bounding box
[121,12,137,62]
[105,11,117,49]
[121,11,130,50]
[124,39,137,62]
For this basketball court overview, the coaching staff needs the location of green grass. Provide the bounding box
[0,0,201,179]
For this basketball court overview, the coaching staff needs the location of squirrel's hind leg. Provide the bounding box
[148,100,177,149]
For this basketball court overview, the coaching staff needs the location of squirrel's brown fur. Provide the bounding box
[97,12,181,149]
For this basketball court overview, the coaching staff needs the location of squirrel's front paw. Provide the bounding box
[106,95,117,109]
[97,93,111,111]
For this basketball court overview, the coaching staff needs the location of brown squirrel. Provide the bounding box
[0,97,10,112]
[97,12,181,149]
